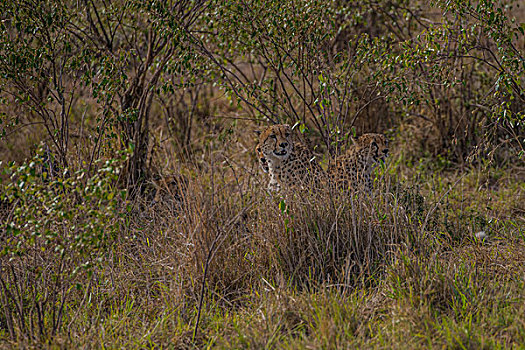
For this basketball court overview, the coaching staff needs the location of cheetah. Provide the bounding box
[328,133,389,192]
[255,124,325,191]
[255,125,388,193]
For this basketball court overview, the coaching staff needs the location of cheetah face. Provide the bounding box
[356,133,389,163]
[256,124,294,162]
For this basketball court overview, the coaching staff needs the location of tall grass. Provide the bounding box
[0,0,524,347]
[1,138,523,347]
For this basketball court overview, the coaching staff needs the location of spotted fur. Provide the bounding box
[255,124,325,191]
[256,125,388,192]
[328,133,389,192]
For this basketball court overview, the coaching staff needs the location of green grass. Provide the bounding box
[1,0,524,347]
[2,156,523,349]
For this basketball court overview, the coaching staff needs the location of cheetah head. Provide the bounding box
[256,124,294,166]
[355,133,389,163]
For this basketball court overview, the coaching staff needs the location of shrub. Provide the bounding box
[0,148,127,343]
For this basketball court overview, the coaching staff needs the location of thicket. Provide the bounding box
[0,0,523,347]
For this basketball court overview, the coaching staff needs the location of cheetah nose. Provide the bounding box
[280,142,288,148]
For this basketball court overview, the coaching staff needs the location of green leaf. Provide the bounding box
[279,200,286,215]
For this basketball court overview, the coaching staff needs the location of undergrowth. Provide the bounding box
[0,0,524,348]
[1,145,523,348]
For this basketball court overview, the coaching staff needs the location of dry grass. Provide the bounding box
[3,120,523,348]
[1,0,524,346]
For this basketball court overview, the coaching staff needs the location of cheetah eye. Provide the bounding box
[285,133,290,137]
[269,134,277,139]
[256,147,261,152]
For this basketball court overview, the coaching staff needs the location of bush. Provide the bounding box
[0,0,523,347]
[0,148,127,343]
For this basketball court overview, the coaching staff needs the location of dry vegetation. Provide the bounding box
[0,0,524,348]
